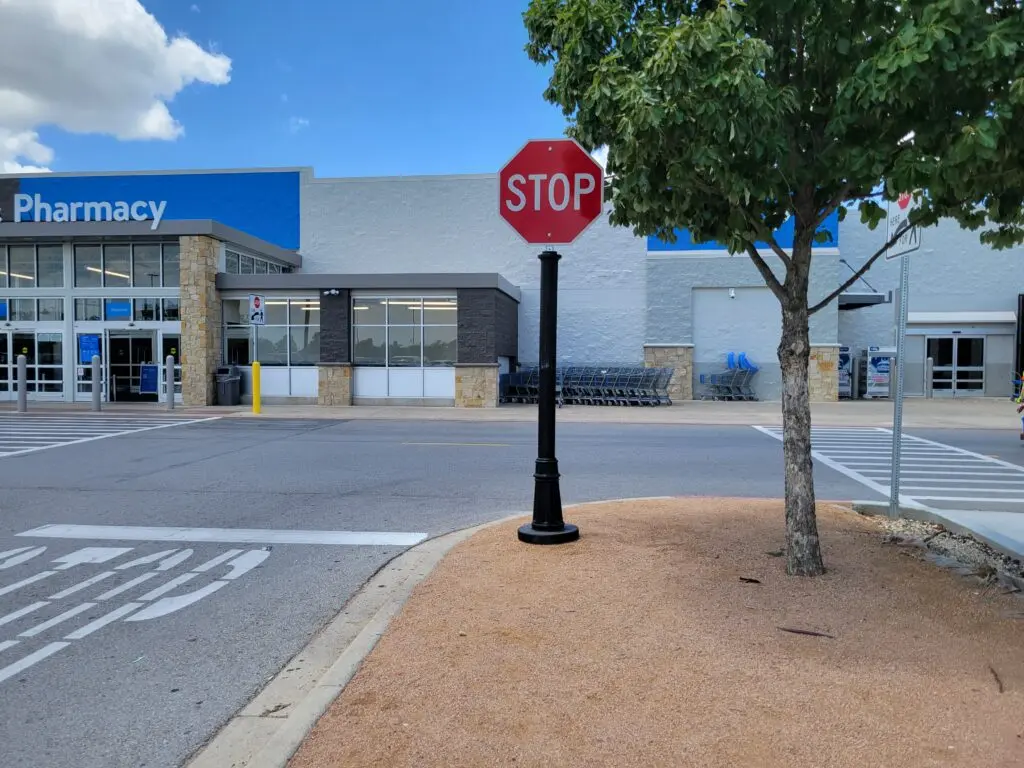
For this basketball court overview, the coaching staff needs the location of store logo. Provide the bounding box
[0,194,167,230]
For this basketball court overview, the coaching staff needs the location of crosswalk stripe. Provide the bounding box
[0,416,219,458]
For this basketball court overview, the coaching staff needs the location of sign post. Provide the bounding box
[249,294,266,326]
[885,192,922,519]
[499,138,603,544]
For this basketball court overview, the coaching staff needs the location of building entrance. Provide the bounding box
[107,330,157,403]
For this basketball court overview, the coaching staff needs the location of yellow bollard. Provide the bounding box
[252,361,261,415]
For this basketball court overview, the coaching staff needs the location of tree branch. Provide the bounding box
[743,215,794,270]
[812,182,852,230]
[745,242,787,303]
[807,223,909,315]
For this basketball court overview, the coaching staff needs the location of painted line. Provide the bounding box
[95,572,158,601]
[751,426,893,499]
[857,470,1024,477]
[126,582,227,623]
[0,417,221,459]
[0,640,18,653]
[138,573,198,601]
[115,550,178,570]
[192,549,243,573]
[0,570,56,597]
[401,441,511,447]
[49,571,116,599]
[221,550,270,580]
[0,547,31,560]
[156,550,194,571]
[18,524,429,547]
[910,496,1024,503]
[65,602,142,640]
[0,601,48,627]
[19,602,96,638]
[0,642,69,684]
[900,486,1024,493]
[0,546,46,569]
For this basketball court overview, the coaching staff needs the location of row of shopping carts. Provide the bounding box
[499,366,674,406]
[697,352,760,401]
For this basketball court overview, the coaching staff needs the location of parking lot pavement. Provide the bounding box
[0,413,219,458]
[754,425,1024,513]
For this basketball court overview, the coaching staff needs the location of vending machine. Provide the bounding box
[865,345,897,399]
[838,345,852,399]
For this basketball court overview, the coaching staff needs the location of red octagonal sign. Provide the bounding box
[499,138,604,245]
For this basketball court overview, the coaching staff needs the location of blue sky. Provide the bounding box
[20,0,570,177]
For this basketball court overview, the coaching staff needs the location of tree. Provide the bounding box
[523,0,1024,575]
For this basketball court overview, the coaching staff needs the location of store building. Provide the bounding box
[0,165,1016,407]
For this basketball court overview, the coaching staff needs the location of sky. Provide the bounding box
[0,0,586,178]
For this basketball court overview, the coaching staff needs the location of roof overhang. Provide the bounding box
[216,272,522,302]
[838,291,890,310]
[0,219,301,267]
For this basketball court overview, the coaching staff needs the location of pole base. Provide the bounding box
[517,523,580,545]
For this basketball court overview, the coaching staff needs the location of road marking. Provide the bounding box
[138,573,198,601]
[402,441,511,447]
[0,601,47,627]
[50,571,115,599]
[0,640,18,653]
[53,547,133,570]
[0,642,69,684]
[65,603,142,640]
[193,549,243,572]
[95,572,158,601]
[19,524,429,547]
[0,416,221,459]
[115,550,178,570]
[0,546,46,569]
[126,584,226,623]
[753,425,1024,511]
[0,570,56,597]
[19,602,96,638]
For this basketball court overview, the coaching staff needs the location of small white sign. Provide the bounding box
[886,192,922,260]
[249,294,266,325]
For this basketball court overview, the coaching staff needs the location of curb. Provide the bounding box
[851,500,1024,563]
[185,497,676,768]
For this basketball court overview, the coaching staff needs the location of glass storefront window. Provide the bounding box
[11,299,36,321]
[423,298,458,323]
[38,334,62,365]
[352,326,386,365]
[255,260,268,274]
[289,299,320,324]
[37,245,64,287]
[104,298,132,321]
[263,300,288,325]
[255,326,288,365]
[8,246,36,288]
[162,298,180,321]
[134,298,161,321]
[424,325,457,366]
[75,298,103,321]
[289,326,320,365]
[38,299,64,321]
[102,245,131,287]
[75,245,102,287]
[225,250,239,274]
[353,299,387,325]
[162,243,180,287]
[387,326,421,366]
[240,255,254,274]
[388,298,422,325]
[133,244,162,288]
[0,246,7,289]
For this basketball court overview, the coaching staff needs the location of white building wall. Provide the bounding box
[300,174,646,365]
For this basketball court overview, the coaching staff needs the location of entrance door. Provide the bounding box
[106,331,157,403]
[0,331,65,402]
[927,336,985,397]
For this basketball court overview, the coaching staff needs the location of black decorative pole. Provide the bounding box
[519,250,579,545]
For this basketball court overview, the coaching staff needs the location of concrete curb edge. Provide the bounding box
[185,496,677,768]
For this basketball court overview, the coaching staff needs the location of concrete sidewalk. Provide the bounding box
[1,397,1016,429]
[217,397,1014,429]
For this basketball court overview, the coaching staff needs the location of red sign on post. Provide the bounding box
[499,139,604,245]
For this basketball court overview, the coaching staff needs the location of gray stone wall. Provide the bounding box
[319,289,350,364]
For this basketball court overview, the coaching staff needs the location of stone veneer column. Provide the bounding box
[318,363,353,406]
[454,364,499,407]
[808,345,840,402]
[643,344,693,403]
[179,235,222,406]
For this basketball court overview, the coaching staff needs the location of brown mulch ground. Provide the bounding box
[288,499,1024,768]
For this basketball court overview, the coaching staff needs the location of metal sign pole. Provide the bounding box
[519,250,579,544]
[888,246,911,518]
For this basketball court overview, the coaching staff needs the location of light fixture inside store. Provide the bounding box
[87,266,130,280]
[0,270,33,280]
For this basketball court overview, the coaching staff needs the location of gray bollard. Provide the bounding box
[166,355,175,410]
[91,355,102,411]
[16,354,27,412]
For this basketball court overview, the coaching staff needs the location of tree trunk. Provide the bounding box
[778,297,826,576]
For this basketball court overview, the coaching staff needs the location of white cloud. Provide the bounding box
[190,3,200,12]
[590,145,609,169]
[289,116,309,134]
[0,0,231,172]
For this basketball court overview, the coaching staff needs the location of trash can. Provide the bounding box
[215,365,241,406]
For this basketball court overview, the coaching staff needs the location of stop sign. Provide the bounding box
[499,138,604,245]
